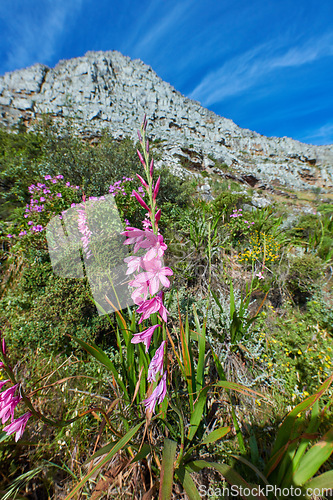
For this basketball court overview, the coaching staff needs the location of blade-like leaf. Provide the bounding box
[187,460,267,500]
[292,428,333,486]
[192,304,206,391]
[305,470,333,491]
[187,387,209,442]
[64,421,145,500]
[159,439,178,500]
[268,374,333,464]
[175,466,201,500]
[71,336,128,397]
[201,426,230,445]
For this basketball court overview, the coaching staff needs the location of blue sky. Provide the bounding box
[1,0,333,145]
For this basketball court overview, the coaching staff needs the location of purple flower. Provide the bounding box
[44,175,52,180]
[143,371,167,414]
[0,384,19,405]
[56,193,62,198]
[40,197,45,202]
[131,324,161,352]
[7,234,13,238]
[56,175,64,179]
[28,221,33,225]
[66,182,71,187]
[148,341,166,382]
[136,292,169,324]
[0,395,22,424]
[71,203,76,208]
[3,412,32,442]
[19,231,27,236]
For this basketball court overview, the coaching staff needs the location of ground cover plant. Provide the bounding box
[0,116,332,499]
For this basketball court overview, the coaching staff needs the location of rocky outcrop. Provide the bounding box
[0,50,332,191]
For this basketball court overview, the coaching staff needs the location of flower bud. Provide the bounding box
[153,176,161,201]
[137,150,146,168]
[132,190,150,212]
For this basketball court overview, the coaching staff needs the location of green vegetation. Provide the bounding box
[0,118,332,499]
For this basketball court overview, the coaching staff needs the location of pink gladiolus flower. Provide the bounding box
[131,324,161,352]
[130,280,149,305]
[124,255,143,275]
[122,228,163,255]
[148,341,166,382]
[136,292,169,323]
[133,260,172,296]
[3,412,32,442]
[0,395,22,424]
[0,384,19,405]
[143,234,167,262]
[143,371,167,414]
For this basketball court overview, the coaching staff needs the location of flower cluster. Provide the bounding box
[122,116,172,414]
[0,334,31,441]
[109,177,134,196]
[230,208,255,228]
[7,175,81,239]
[238,231,280,264]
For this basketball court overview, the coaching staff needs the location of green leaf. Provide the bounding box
[187,387,209,442]
[268,374,333,469]
[232,406,246,455]
[71,336,128,397]
[186,460,267,500]
[210,346,227,381]
[175,466,201,500]
[292,427,333,486]
[192,304,206,391]
[83,441,117,464]
[201,426,230,445]
[159,439,178,500]
[305,470,333,491]
[132,443,151,463]
[64,420,145,500]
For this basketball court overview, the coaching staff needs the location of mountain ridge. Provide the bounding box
[0,50,332,192]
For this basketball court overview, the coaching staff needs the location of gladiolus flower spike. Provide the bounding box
[123,116,173,415]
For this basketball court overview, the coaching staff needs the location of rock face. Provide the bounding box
[0,50,332,191]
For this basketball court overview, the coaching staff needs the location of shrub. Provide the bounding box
[287,253,323,304]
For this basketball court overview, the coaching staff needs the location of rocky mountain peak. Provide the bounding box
[0,50,332,192]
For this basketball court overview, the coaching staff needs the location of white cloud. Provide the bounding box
[0,0,83,73]
[301,122,333,145]
[189,32,333,105]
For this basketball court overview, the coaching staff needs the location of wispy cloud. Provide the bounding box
[189,32,333,105]
[121,0,194,64]
[0,0,83,74]
[301,122,333,145]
